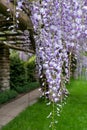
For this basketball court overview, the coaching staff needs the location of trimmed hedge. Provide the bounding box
[15,82,40,94]
[0,82,40,105]
[0,90,18,104]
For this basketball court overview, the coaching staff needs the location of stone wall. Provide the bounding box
[0,43,10,91]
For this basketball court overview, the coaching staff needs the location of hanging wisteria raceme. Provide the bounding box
[14,0,87,100]
[6,0,87,103]
[28,1,69,128]
[29,0,70,103]
[68,1,86,52]
[13,0,87,100]
[62,0,87,78]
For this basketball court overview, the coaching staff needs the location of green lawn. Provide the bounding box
[1,79,87,130]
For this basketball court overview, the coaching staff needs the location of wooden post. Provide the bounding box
[0,43,10,91]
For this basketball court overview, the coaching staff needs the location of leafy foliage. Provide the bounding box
[10,51,38,93]
[15,82,40,93]
[10,51,26,89]
[24,55,36,82]
[0,90,18,104]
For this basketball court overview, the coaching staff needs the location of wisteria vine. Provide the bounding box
[6,0,87,129]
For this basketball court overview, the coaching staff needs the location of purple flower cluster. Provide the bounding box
[29,0,70,102]
[29,0,87,102]
[7,0,87,102]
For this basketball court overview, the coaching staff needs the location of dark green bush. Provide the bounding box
[5,90,18,99]
[15,86,28,93]
[10,51,38,93]
[24,55,37,82]
[27,82,40,90]
[15,82,40,93]
[0,90,18,104]
[10,52,26,89]
[0,93,8,104]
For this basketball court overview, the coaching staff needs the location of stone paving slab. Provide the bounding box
[0,88,41,128]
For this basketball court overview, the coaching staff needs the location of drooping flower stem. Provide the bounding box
[52,102,55,130]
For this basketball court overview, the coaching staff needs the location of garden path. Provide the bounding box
[0,88,41,129]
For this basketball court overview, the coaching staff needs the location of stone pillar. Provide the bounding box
[0,44,10,91]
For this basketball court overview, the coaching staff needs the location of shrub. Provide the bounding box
[5,90,18,99]
[10,51,38,93]
[0,90,18,104]
[10,51,26,89]
[15,86,28,93]
[15,82,40,93]
[27,82,40,90]
[24,55,37,82]
[0,93,8,104]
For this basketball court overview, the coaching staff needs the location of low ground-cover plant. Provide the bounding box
[0,90,18,105]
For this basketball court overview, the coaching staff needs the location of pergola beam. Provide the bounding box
[0,0,35,51]
[1,42,35,54]
[0,0,33,30]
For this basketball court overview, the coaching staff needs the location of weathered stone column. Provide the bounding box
[0,43,10,91]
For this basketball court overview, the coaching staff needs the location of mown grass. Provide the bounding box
[58,79,87,130]
[1,79,87,130]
